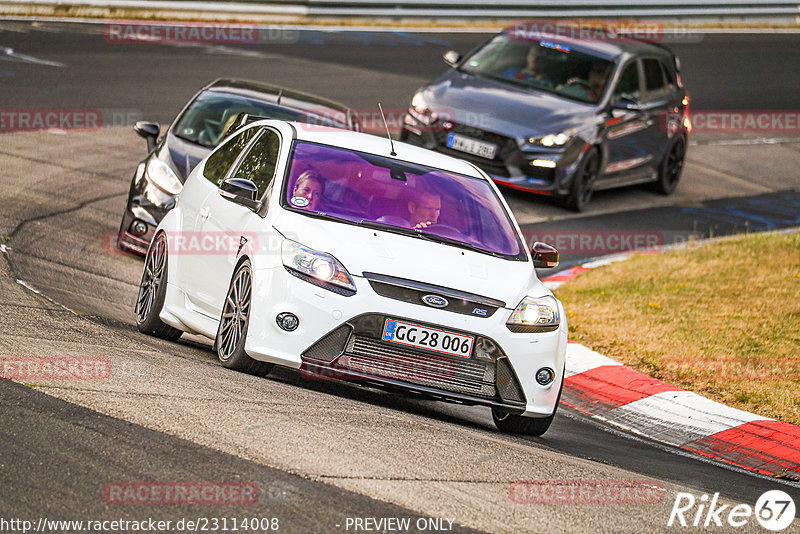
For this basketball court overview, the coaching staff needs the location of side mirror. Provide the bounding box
[532,242,559,268]
[443,50,462,68]
[133,121,160,152]
[611,97,641,112]
[219,178,262,212]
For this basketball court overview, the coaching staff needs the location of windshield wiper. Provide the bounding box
[417,231,505,258]
[357,219,421,238]
[359,219,505,257]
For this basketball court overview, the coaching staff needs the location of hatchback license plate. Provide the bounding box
[446,133,497,160]
[382,319,473,358]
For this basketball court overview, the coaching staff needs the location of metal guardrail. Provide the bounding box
[305,1,800,18]
[3,0,798,18]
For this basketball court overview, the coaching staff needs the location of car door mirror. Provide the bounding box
[532,242,559,268]
[219,178,262,212]
[443,50,462,68]
[611,97,641,112]
[133,121,160,152]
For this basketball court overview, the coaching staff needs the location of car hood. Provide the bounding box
[159,133,212,182]
[422,70,597,137]
[273,211,546,307]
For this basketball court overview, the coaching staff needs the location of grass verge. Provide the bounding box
[555,230,800,425]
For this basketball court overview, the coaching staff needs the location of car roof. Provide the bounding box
[205,78,353,116]
[256,120,487,179]
[499,29,675,62]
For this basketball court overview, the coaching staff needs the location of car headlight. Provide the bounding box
[409,92,437,126]
[145,158,182,195]
[507,295,560,332]
[528,133,571,147]
[282,240,356,293]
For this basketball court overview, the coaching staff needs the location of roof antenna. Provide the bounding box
[377,103,397,156]
[276,89,282,105]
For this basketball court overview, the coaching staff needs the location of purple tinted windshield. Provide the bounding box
[283,141,525,259]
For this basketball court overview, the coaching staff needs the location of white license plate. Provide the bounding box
[382,319,474,358]
[446,133,497,160]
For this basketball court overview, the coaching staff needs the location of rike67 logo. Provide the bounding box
[668,490,796,531]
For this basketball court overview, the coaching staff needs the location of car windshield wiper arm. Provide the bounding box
[357,219,422,238]
[417,231,506,258]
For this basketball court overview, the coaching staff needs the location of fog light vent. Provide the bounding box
[496,357,526,403]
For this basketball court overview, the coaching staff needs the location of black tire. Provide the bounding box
[492,374,563,436]
[215,260,273,377]
[652,136,686,195]
[136,232,182,341]
[563,149,600,212]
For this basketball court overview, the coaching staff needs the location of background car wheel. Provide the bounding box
[652,136,686,195]
[215,260,273,377]
[563,149,600,212]
[492,373,563,436]
[136,232,182,341]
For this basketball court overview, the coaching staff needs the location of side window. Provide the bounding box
[613,62,641,101]
[230,129,281,198]
[202,127,259,186]
[643,58,667,98]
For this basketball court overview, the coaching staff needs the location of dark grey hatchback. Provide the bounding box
[400,30,689,210]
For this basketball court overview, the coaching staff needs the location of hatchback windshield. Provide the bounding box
[283,141,526,260]
[460,34,614,104]
[174,90,348,148]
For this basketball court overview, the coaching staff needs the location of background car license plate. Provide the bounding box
[446,133,497,160]
[382,319,473,358]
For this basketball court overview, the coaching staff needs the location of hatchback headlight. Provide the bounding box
[145,158,182,195]
[507,296,560,332]
[528,133,571,147]
[282,240,356,293]
[409,92,437,126]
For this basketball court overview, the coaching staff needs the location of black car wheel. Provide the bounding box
[492,372,563,436]
[564,149,600,212]
[652,136,686,195]
[216,260,273,377]
[136,232,182,340]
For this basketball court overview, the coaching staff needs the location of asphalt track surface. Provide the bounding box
[1,21,799,533]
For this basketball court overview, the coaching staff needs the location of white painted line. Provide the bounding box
[16,279,42,295]
[581,253,634,270]
[603,390,771,446]
[542,280,564,290]
[691,137,800,147]
[565,343,622,377]
[1,46,64,67]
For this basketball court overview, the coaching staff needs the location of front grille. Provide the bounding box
[364,272,504,318]
[336,336,497,398]
[434,122,517,177]
[299,314,526,404]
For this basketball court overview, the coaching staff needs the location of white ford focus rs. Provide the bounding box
[136,119,567,435]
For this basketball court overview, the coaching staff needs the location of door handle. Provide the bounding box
[199,207,210,221]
